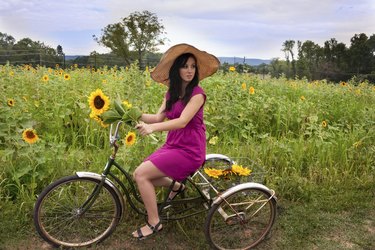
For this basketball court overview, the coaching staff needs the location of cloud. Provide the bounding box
[0,0,374,58]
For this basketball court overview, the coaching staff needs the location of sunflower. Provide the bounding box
[241,83,247,90]
[208,136,218,145]
[63,73,71,80]
[204,168,224,179]
[249,87,255,95]
[231,164,252,176]
[229,66,236,72]
[125,132,136,146]
[122,100,132,109]
[42,75,49,82]
[90,112,109,128]
[22,128,39,144]
[300,95,305,101]
[88,89,110,115]
[7,99,15,107]
[321,120,327,128]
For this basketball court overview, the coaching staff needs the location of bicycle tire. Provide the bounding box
[33,175,122,247]
[205,187,277,249]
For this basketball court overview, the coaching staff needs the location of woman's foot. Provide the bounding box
[132,221,163,240]
[167,182,185,201]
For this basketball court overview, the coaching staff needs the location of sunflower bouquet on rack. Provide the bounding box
[204,164,252,179]
[204,163,252,190]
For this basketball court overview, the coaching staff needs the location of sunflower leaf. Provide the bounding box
[100,110,122,124]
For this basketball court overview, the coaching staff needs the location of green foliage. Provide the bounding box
[0,63,374,241]
[277,33,375,82]
[94,10,166,68]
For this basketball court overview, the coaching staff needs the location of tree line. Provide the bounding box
[271,33,375,83]
[1,10,374,83]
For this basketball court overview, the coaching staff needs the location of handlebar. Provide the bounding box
[109,121,123,146]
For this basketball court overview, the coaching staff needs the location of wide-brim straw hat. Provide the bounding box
[150,43,220,85]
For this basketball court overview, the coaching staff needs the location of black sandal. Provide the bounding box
[167,182,185,201]
[134,221,163,240]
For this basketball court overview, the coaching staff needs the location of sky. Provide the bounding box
[0,0,374,59]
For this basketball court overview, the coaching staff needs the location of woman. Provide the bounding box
[132,43,220,239]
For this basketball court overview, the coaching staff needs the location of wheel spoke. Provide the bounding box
[205,187,276,249]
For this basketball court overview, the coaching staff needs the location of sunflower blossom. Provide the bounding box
[22,128,39,144]
[231,164,252,176]
[90,112,108,128]
[204,168,224,179]
[64,73,71,80]
[88,89,110,115]
[7,99,15,107]
[249,87,255,95]
[209,136,218,145]
[122,100,132,109]
[42,75,49,82]
[125,132,136,146]
[241,83,247,90]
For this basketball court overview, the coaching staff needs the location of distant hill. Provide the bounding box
[65,55,83,60]
[218,57,271,66]
[64,55,271,66]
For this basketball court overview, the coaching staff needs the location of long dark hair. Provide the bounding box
[165,53,199,111]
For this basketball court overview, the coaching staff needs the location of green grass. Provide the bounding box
[1,184,373,249]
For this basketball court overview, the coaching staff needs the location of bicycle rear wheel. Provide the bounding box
[205,187,276,249]
[33,175,122,247]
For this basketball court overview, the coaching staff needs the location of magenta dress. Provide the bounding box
[145,86,206,181]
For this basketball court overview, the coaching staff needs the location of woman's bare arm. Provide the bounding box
[140,97,167,124]
[136,94,204,136]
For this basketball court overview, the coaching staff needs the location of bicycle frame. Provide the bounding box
[76,121,212,221]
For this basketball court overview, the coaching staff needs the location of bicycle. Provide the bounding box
[33,121,277,249]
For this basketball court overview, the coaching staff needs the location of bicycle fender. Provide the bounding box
[212,182,277,205]
[205,154,232,162]
[76,171,125,212]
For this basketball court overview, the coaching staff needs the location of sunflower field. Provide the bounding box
[1,63,374,246]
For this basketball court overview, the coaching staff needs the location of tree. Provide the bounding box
[269,58,287,78]
[56,45,64,56]
[94,10,166,68]
[367,34,375,73]
[298,40,323,80]
[0,32,15,49]
[12,38,57,66]
[282,40,296,78]
[0,32,16,64]
[349,33,372,74]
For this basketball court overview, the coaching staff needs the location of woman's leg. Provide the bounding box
[151,177,185,200]
[151,176,174,188]
[132,160,165,237]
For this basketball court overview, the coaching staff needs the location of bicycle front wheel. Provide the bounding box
[33,175,122,247]
[205,187,276,249]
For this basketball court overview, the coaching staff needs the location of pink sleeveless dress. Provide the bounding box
[145,86,206,181]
